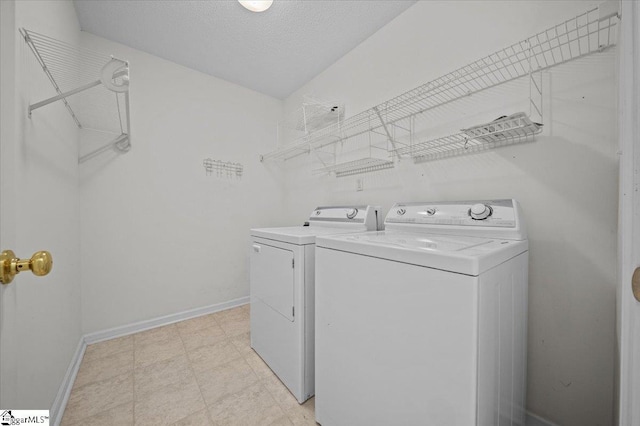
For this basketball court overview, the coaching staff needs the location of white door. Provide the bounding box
[1,0,80,418]
[617,1,640,425]
[0,0,19,408]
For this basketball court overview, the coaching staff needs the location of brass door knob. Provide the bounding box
[0,250,53,284]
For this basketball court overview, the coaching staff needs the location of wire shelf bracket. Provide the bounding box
[20,28,132,163]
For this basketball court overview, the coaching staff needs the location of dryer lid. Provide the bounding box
[251,205,381,245]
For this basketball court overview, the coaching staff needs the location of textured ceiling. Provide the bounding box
[73,0,416,99]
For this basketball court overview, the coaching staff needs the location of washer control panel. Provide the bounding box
[386,200,517,228]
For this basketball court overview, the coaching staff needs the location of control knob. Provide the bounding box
[397,208,406,216]
[469,203,492,220]
[346,208,358,219]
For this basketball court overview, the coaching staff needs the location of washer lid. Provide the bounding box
[316,231,528,276]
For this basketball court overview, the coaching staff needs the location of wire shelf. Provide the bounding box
[461,112,542,143]
[260,5,618,163]
[260,142,311,162]
[314,157,395,178]
[395,112,543,162]
[280,96,344,133]
[21,28,131,163]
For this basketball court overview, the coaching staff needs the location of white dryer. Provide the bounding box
[250,205,381,403]
[315,200,528,426]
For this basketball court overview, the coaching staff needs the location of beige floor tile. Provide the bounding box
[287,410,317,426]
[134,354,196,401]
[134,333,185,369]
[229,332,252,356]
[83,335,133,363]
[261,374,300,412]
[286,398,316,426]
[62,401,134,426]
[133,324,180,347]
[214,307,250,338]
[134,380,205,426]
[196,357,259,406]
[63,372,133,425]
[244,350,276,380]
[179,324,227,352]
[219,317,250,337]
[176,314,219,335]
[207,383,285,426]
[74,350,134,388]
[169,409,212,426]
[269,416,294,426]
[188,340,242,373]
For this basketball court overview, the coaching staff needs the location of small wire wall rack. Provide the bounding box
[279,95,344,136]
[20,28,131,164]
[269,96,345,167]
[260,3,618,175]
[203,158,243,179]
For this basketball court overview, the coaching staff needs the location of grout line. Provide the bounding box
[175,319,212,424]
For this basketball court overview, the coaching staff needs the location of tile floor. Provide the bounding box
[61,304,316,426]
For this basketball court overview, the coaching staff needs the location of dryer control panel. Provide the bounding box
[309,205,383,231]
[385,199,526,240]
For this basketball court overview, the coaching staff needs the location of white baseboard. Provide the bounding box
[83,296,249,344]
[51,337,86,426]
[527,411,559,426]
[51,297,249,425]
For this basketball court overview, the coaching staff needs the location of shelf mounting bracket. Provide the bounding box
[373,106,400,155]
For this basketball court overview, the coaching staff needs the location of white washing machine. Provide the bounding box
[250,205,381,403]
[315,200,528,426]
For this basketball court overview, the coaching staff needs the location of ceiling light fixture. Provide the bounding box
[238,0,273,13]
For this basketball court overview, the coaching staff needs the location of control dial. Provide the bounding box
[426,207,437,216]
[397,208,406,216]
[469,203,492,220]
[346,208,358,219]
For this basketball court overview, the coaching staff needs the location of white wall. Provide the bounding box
[78,33,286,333]
[281,2,617,426]
[0,0,83,411]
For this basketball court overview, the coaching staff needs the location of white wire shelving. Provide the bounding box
[20,28,131,164]
[260,3,619,176]
[395,112,543,162]
[313,157,395,178]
